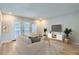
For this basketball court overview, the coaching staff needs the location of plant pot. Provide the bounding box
[64,38,70,44]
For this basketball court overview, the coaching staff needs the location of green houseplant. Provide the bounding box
[64,28,72,38]
[64,28,72,43]
[43,28,47,36]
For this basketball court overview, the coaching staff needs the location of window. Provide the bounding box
[31,23,37,33]
[23,22,30,36]
[14,22,21,38]
[14,21,37,38]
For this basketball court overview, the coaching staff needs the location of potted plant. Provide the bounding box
[64,28,72,43]
[43,28,47,36]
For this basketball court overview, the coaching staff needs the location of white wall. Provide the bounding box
[0,12,1,39]
[2,14,16,41]
[46,11,79,43]
[0,13,33,42]
[34,19,47,36]
[0,17,1,40]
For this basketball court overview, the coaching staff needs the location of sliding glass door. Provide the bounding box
[23,22,30,36]
[14,21,37,39]
[14,21,21,39]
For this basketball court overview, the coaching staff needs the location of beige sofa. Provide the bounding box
[16,35,51,55]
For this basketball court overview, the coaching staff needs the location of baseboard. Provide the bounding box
[0,40,15,46]
[71,41,79,45]
[1,40,12,44]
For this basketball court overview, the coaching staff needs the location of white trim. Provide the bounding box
[0,40,13,47]
[71,41,79,45]
[1,40,12,44]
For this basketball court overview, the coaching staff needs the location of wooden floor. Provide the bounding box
[0,41,17,55]
[0,40,79,55]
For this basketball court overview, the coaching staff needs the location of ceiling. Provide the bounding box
[0,3,79,19]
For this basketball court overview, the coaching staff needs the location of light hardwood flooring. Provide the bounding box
[0,41,17,55]
[0,40,79,55]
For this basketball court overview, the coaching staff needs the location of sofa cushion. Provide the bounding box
[29,36,40,43]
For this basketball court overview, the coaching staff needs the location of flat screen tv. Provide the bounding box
[51,24,62,32]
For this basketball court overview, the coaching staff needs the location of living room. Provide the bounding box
[0,3,79,55]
